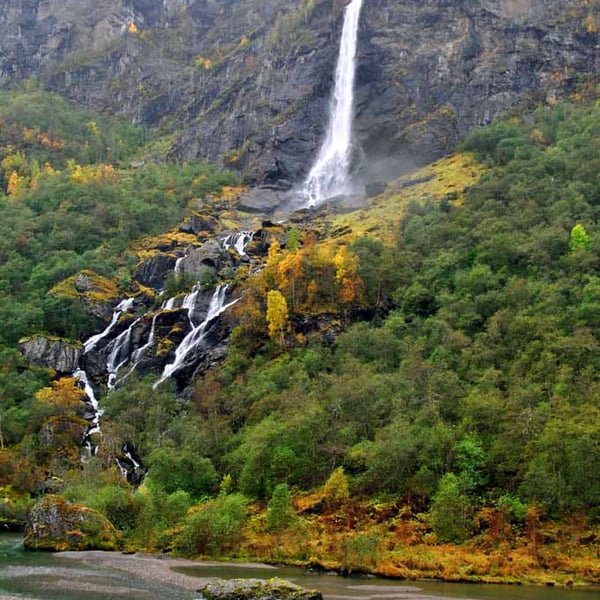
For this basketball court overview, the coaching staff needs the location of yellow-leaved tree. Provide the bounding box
[266,289,289,347]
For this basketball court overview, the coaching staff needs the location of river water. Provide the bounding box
[1,534,597,600]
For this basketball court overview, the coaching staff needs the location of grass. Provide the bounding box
[235,495,600,586]
[326,152,486,243]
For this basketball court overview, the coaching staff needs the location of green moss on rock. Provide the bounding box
[24,494,120,551]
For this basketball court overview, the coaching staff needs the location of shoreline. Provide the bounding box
[58,551,269,592]
[57,550,599,596]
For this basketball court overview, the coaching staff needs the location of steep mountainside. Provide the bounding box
[1,0,598,185]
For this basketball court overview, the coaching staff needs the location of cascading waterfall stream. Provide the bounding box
[303,0,364,206]
[153,285,239,388]
[83,298,135,353]
[222,231,254,257]
[74,298,135,455]
[106,317,141,389]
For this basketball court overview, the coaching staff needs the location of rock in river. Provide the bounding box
[198,578,322,600]
[24,494,120,551]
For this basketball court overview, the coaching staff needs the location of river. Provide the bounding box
[1,534,597,600]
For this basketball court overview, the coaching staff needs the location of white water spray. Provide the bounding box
[303,0,364,206]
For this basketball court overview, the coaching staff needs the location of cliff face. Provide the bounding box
[1,0,598,185]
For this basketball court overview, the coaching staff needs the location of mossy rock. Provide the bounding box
[24,494,120,551]
[48,270,120,319]
[198,578,322,600]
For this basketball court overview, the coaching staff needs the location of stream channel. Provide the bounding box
[1,534,598,600]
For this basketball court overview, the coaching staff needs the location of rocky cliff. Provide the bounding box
[1,0,598,185]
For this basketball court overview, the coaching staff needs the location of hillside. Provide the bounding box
[0,87,598,583]
[0,0,599,588]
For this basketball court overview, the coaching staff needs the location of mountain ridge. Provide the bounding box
[2,0,598,186]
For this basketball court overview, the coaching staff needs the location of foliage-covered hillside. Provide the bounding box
[0,91,599,584]
[0,91,237,449]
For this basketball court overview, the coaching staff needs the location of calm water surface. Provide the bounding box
[1,534,597,600]
[172,563,599,600]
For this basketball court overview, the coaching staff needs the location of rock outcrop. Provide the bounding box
[198,578,323,600]
[18,336,82,374]
[0,0,597,186]
[24,494,120,551]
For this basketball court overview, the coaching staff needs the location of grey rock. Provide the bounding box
[365,181,387,198]
[198,578,322,600]
[18,336,82,374]
[24,494,119,551]
[179,240,224,279]
[237,186,289,214]
[133,253,177,289]
[179,213,219,235]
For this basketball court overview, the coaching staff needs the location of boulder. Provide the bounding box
[365,180,387,198]
[133,253,177,289]
[179,240,225,279]
[237,187,289,214]
[198,578,322,600]
[24,495,120,551]
[18,336,82,374]
[179,212,219,235]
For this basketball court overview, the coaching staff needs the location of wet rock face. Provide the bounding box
[133,253,177,289]
[18,336,83,374]
[0,1,596,185]
[24,494,120,551]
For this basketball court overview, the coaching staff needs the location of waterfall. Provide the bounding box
[116,313,160,387]
[303,0,364,207]
[153,285,239,388]
[84,298,135,353]
[222,231,254,257]
[73,369,102,458]
[106,318,141,390]
[182,286,201,325]
[174,256,184,275]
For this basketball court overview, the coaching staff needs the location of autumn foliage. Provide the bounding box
[232,232,364,348]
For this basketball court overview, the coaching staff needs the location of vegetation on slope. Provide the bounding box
[0,89,599,584]
[0,91,237,451]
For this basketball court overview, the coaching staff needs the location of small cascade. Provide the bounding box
[174,256,184,275]
[106,318,141,390]
[74,369,102,457]
[114,315,158,389]
[153,285,239,388]
[302,0,364,206]
[182,286,200,325]
[222,231,254,257]
[131,313,158,364]
[84,298,135,353]
[116,442,144,484]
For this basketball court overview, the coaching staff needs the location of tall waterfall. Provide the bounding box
[303,0,364,207]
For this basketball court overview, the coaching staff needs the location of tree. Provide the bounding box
[323,466,350,510]
[266,289,289,346]
[430,473,472,542]
[266,483,295,532]
[569,223,591,253]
